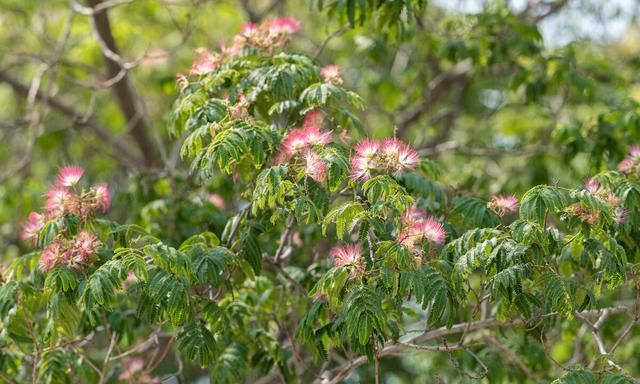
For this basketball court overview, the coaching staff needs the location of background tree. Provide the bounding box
[1,0,640,383]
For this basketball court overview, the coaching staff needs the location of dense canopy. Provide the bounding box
[1,1,640,383]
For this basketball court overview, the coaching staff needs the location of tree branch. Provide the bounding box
[0,69,143,168]
[395,59,472,136]
[484,335,544,384]
[84,0,161,167]
[321,306,628,384]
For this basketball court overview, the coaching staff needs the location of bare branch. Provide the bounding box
[83,0,162,167]
[321,306,629,384]
[0,69,143,168]
[484,335,544,384]
[396,59,472,135]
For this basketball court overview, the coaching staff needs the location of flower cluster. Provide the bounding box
[487,195,519,217]
[566,177,626,225]
[20,166,110,272]
[330,243,364,275]
[320,65,343,85]
[185,17,301,77]
[275,110,332,184]
[397,206,446,256]
[350,138,420,181]
[618,145,640,174]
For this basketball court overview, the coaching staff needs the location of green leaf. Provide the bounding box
[178,321,217,367]
[520,185,568,224]
[552,370,595,384]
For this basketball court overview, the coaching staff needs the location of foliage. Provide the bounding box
[2,1,640,383]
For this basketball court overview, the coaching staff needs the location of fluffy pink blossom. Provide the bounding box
[417,218,446,245]
[241,22,260,37]
[264,17,301,35]
[487,195,519,217]
[615,207,628,225]
[331,244,362,268]
[567,203,599,225]
[20,211,45,243]
[92,183,111,212]
[277,129,311,162]
[188,48,220,75]
[618,158,634,173]
[45,188,78,218]
[304,150,327,184]
[350,139,381,181]
[40,241,62,271]
[618,145,640,174]
[350,138,420,181]
[276,123,332,163]
[56,166,83,188]
[302,110,324,131]
[583,177,600,194]
[320,65,343,85]
[229,93,250,119]
[72,231,98,264]
[381,139,420,175]
[57,166,84,187]
[401,206,428,227]
[397,217,446,253]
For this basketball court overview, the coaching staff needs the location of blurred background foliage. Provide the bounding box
[2,0,640,382]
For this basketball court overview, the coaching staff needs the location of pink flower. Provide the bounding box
[487,195,519,217]
[241,22,260,37]
[302,110,324,131]
[40,241,62,272]
[417,218,446,245]
[381,139,420,175]
[229,92,250,119]
[275,123,332,163]
[584,177,600,194]
[628,145,640,160]
[350,139,381,181]
[92,183,111,212]
[72,231,98,264]
[45,188,78,218]
[320,65,343,85]
[350,138,420,181]
[277,129,310,162]
[57,166,84,187]
[331,244,362,268]
[615,207,628,225]
[618,158,634,173]
[188,48,220,75]
[264,17,301,35]
[397,217,446,253]
[20,211,45,244]
[401,206,428,227]
[207,193,226,210]
[304,150,327,184]
[567,203,599,225]
[302,126,332,147]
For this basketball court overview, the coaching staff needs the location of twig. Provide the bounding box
[99,332,118,384]
[314,24,350,59]
[0,70,143,168]
[321,306,628,384]
[484,335,544,384]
